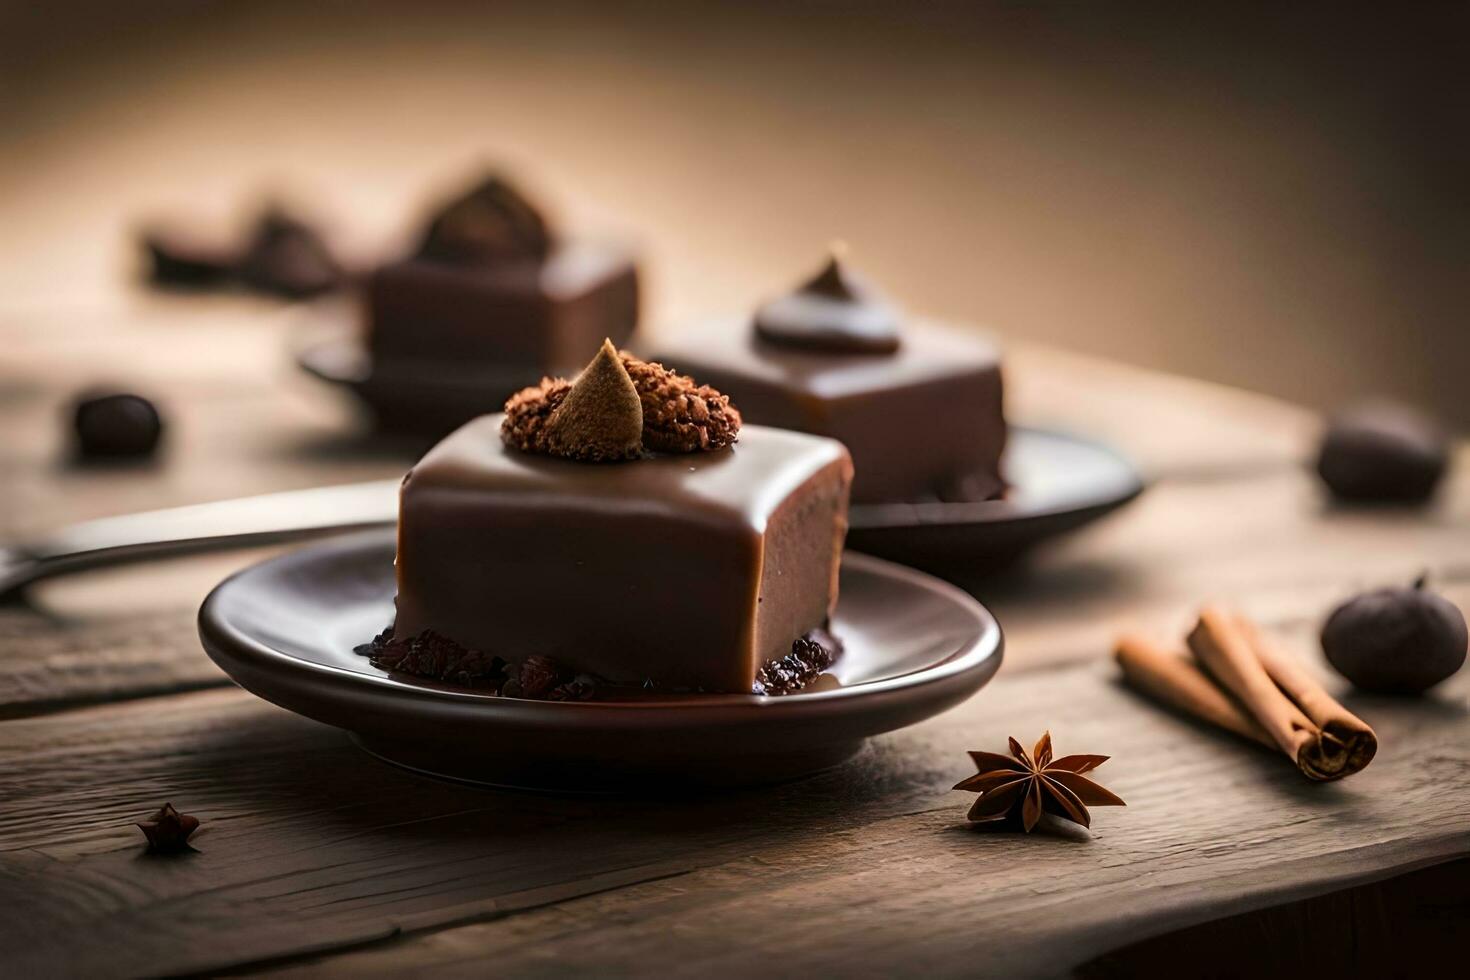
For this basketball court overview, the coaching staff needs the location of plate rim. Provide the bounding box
[847,427,1146,530]
[198,531,1004,719]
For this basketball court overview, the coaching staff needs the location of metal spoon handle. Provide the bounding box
[3,478,401,597]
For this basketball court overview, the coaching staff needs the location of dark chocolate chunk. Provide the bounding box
[72,391,164,460]
[363,627,506,689]
[418,175,553,265]
[1322,575,1467,694]
[752,628,842,695]
[237,208,343,298]
[359,623,837,698]
[357,627,597,700]
[354,625,396,658]
[754,248,902,354]
[501,655,565,699]
[1316,400,1450,504]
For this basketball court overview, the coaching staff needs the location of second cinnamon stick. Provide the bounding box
[1115,634,1273,748]
[1188,606,1374,781]
[1236,615,1378,778]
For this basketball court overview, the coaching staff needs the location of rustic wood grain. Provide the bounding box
[0,605,212,718]
[271,660,1470,978]
[0,615,1464,977]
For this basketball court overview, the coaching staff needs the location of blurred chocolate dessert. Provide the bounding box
[236,207,343,298]
[654,247,1006,504]
[142,203,343,298]
[366,174,639,380]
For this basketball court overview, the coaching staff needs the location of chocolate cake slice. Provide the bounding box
[367,175,638,377]
[392,343,853,694]
[653,250,1006,505]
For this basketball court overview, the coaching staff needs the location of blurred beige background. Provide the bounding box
[2,1,1465,425]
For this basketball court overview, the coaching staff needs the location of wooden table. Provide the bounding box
[1,298,1467,977]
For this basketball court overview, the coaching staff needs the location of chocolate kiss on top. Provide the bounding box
[418,175,553,265]
[753,254,902,354]
[544,339,644,462]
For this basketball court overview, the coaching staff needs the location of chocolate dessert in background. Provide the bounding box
[236,207,343,298]
[652,248,1006,505]
[387,342,852,695]
[365,174,639,381]
[142,225,237,287]
[142,203,344,298]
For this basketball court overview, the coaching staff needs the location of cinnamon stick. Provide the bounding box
[1188,606,1375,781]
[1234,615,1378,779]
[1115,634,1273,748]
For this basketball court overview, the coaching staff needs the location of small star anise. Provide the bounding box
[136,802,200,852]
[954,732,1125,833]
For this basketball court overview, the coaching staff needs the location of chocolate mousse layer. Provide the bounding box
[394,416,852,693]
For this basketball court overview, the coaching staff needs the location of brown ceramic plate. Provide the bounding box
[848,428,1144,574]
[198,530,1002,791]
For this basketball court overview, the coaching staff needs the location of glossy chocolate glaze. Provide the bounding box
[368,242,639,375]
[754,254,902,354]
[395,416,853,693]
[654,317,1005,504]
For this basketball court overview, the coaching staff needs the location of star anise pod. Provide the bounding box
[954,732,1125,833]
[136,802,200,852]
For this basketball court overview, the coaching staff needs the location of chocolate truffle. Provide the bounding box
[1322,576,1467,693]
[654,252,1005,504]
[71,391,165,459]
[1316,400,1450,504]
[395,346,851,693]
[367,174,638,381]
